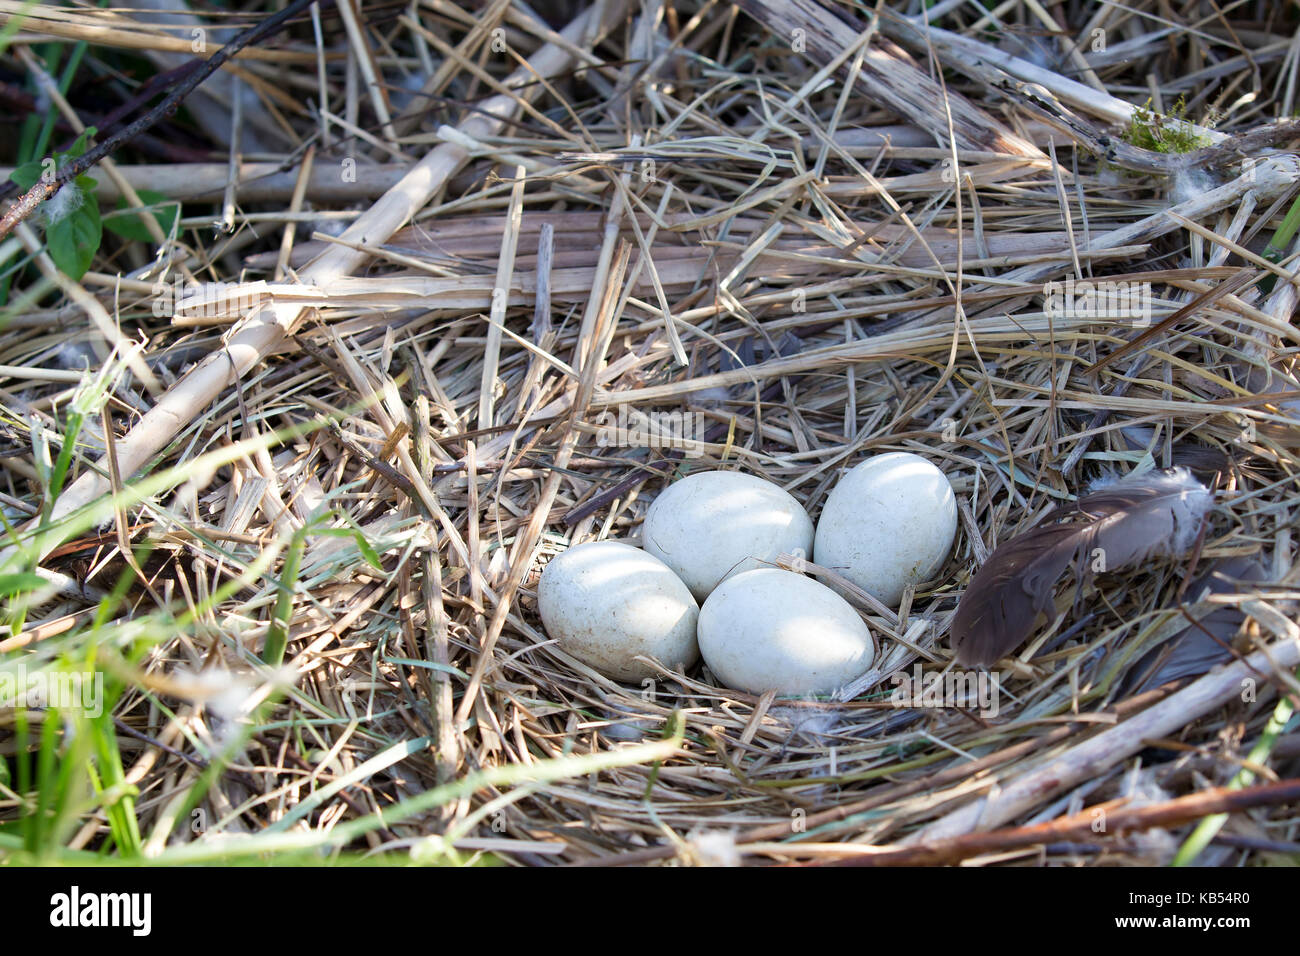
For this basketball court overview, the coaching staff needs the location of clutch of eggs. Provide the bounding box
[535,457,956,695]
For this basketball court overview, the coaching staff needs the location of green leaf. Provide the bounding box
[263,528,306,667]
[45,195,101,280]
[7,127,104,278]
[351,530,384,571]
[9,160,44,191]
[63,127,95,160]
[0,572,50,597]
[9,127,97,192]
[105,189,180,242]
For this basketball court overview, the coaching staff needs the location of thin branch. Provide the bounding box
[0,0,325,241]
[812,778,1300,866]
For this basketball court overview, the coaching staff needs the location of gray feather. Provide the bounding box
[951,468,1213,668]
[1121,556,1266,694]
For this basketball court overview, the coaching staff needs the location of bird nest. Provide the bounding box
[0,0,1298,866]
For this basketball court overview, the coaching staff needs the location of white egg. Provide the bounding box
[538,540,699,681]
[642,470,814,601]
[697,568,874,696]
[814,452,957,607]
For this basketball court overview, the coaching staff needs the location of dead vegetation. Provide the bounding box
[1,0,1299,866]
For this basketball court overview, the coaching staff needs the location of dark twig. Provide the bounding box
[0,0,325,241]
[998,78,1300,175]
[811,778,1300,866]
[0,61,206,203]
[1086,267,1259,375]
[113,717,209,769]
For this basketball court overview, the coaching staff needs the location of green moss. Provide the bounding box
[1123,96,1212,154]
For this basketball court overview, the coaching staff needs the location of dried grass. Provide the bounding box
[1,0,1299,866]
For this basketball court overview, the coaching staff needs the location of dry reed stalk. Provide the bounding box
[812,777,1300,866]
[478,165,527,430]
[10,1,630,564]
[907,634,1300,844]
[7,0,1300,868]
[738,0,1043,157]
[0,1,326,62]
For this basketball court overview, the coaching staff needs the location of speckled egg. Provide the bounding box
[697,568,874,696]
[538,540,699,681]
[813,452,957,607]
[642,470,814,601]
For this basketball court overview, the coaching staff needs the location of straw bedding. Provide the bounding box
[1,0,1298,865]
